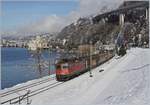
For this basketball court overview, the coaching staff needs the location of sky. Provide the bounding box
[0,0,128,36]
[1,0,79,35]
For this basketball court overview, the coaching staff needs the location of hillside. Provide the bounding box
[57,1,149,48]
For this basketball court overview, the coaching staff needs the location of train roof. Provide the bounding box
[56,52,101,64]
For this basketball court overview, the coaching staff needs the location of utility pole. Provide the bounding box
[48,41,51,75]
[89,40,93,77]
[37,48,42,77]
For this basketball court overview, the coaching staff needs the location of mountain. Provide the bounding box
[57,1,149,48]
[58,17,119,46]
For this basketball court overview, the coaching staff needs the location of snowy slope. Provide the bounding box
[2,48,150,105]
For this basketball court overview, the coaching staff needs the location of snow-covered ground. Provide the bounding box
[1,48,150,105]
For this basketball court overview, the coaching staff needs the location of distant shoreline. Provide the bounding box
[1,46,28,48]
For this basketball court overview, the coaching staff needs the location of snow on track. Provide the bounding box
[1,48,150,105]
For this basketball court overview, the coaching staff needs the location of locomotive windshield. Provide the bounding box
[61,63,68,69]
[62,65,68,69]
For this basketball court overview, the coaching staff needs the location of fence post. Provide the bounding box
[19,96,21,104]
[26,94,28,104]
[27,90,31,105]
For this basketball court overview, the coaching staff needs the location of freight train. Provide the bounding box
[55,50,115,81]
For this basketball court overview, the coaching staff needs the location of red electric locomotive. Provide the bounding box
[56,57,87,81]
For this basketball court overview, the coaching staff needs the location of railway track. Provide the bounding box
[1,76,56,97]
[1,81,64,104]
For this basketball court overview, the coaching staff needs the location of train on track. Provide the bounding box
[55,49,115,81]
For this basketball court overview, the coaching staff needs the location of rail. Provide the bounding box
[1,81,64,104]
[1,76,55,97]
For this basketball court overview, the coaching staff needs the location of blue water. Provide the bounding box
[1,48,58,89]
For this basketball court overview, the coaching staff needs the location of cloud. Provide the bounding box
[18,15,71,33]
[76,0,119,17]
[6,0,138,36]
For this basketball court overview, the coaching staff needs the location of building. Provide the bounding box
[28,36,49,51]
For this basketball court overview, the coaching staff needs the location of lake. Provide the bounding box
[1,47,59,89]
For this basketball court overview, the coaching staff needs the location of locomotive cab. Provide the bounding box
[56,60,70,81]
